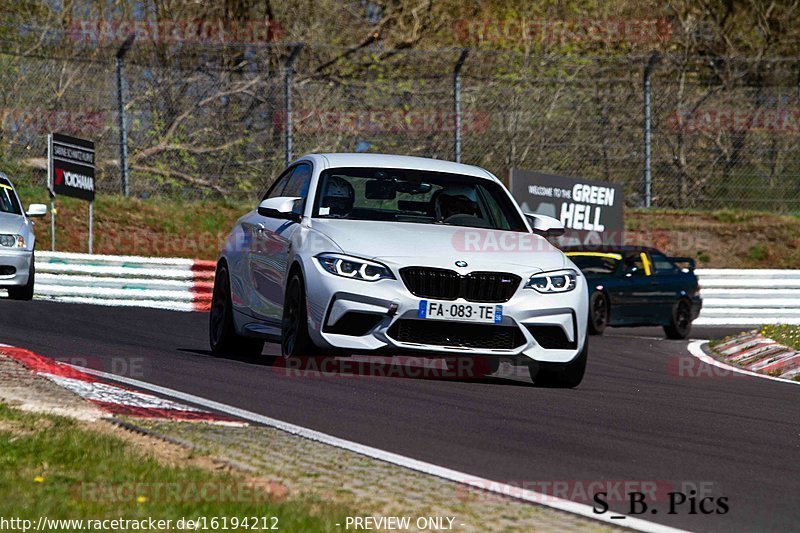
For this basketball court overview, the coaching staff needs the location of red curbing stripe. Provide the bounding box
[753,352,800,374]
[194,280,214,292]
[90,401,238,421]
[191,259,217,270]
[1,345,238,422]
[1,346,100,382]
[192,259,216,312]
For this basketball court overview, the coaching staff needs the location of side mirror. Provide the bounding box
[525,213,565,237]
[257,196,302,221]
[26,204,47,217]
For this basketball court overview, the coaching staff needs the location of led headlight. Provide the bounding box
[525,269,577,293]
[0,234,24,248]
[316,253,394,282]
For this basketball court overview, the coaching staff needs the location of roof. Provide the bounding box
[299,153,497,181]
[562,245,664,255]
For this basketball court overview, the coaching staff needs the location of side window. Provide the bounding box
[282,164,312,212]
[0,181,22,215]
[262,169,292,201]
[624,254,646,276]
[477,185,510,230]
[651,253,679,275]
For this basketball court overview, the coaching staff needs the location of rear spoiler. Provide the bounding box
[668,256,696,271]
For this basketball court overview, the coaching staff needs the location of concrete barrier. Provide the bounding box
[33,252,214,312]
[695,269,800,325]
[28,255,799,325]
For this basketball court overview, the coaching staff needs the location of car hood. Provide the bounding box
[309,219,566,273]
[0,212,24,235]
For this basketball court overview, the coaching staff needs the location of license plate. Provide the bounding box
[417,300,503,324]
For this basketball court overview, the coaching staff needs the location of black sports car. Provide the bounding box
[563,246,702,339]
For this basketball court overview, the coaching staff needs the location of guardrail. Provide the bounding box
[33,252,213,312]
[24,254,800,325]
[695,269,800,326]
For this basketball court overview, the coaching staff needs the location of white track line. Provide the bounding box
[687,340,800,386]
[67,364,686,533]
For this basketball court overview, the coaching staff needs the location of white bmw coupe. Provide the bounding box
[211,154,589,387]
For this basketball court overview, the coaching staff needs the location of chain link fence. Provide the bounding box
[1,41,800,211]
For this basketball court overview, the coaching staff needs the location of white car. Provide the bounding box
[210,154,589,387]
[0,173,47,300]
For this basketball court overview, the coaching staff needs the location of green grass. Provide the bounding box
[0,404,346,531]
[747,245,769,261]
[11,183,252,259]
[760,325,800,351]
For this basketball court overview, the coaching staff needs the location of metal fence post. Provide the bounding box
[453,49,469,164]
[47,134,55,251]
[116,35,134,197]
[642,53,659,208]
[284,44,304,166]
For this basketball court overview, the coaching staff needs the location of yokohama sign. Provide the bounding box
[50,133,95,201]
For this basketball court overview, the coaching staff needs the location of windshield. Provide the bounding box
[312,167,526,231]
[0,180,22,215]
[567,253,621,275]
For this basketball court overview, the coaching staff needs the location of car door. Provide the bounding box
[649,252,686,322]
[614,252,658,321]
[234,168,292,318]
[247,163,312,320]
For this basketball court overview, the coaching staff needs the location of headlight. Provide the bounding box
[0,234,24,248]
[525,269,577,293]
[316,253,394,282]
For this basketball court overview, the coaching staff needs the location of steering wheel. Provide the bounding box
[443,214,491,228]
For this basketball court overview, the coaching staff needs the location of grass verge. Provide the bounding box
[0,403,346,531]
[760,324,800,351]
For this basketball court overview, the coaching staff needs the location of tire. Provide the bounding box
[664,299,693,340]
[281,273,320,357]
[209,263,264,357]
[8,254,34,301]
[587,291,608,335]
[529,338,588,388]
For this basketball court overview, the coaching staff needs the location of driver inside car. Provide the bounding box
[321,175,355,218]
[435,184,480,222]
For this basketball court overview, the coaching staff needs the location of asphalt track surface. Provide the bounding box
[1,299,797,533]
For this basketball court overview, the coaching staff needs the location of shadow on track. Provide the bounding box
[177,349,534,387]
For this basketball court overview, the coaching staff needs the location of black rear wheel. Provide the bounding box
[587,291,608,335]
[529,338,588,388]
[209,263,264,357]
[664,299,692,339]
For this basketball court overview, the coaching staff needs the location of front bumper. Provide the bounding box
[303,259,588,364]
[0,249,32,287]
